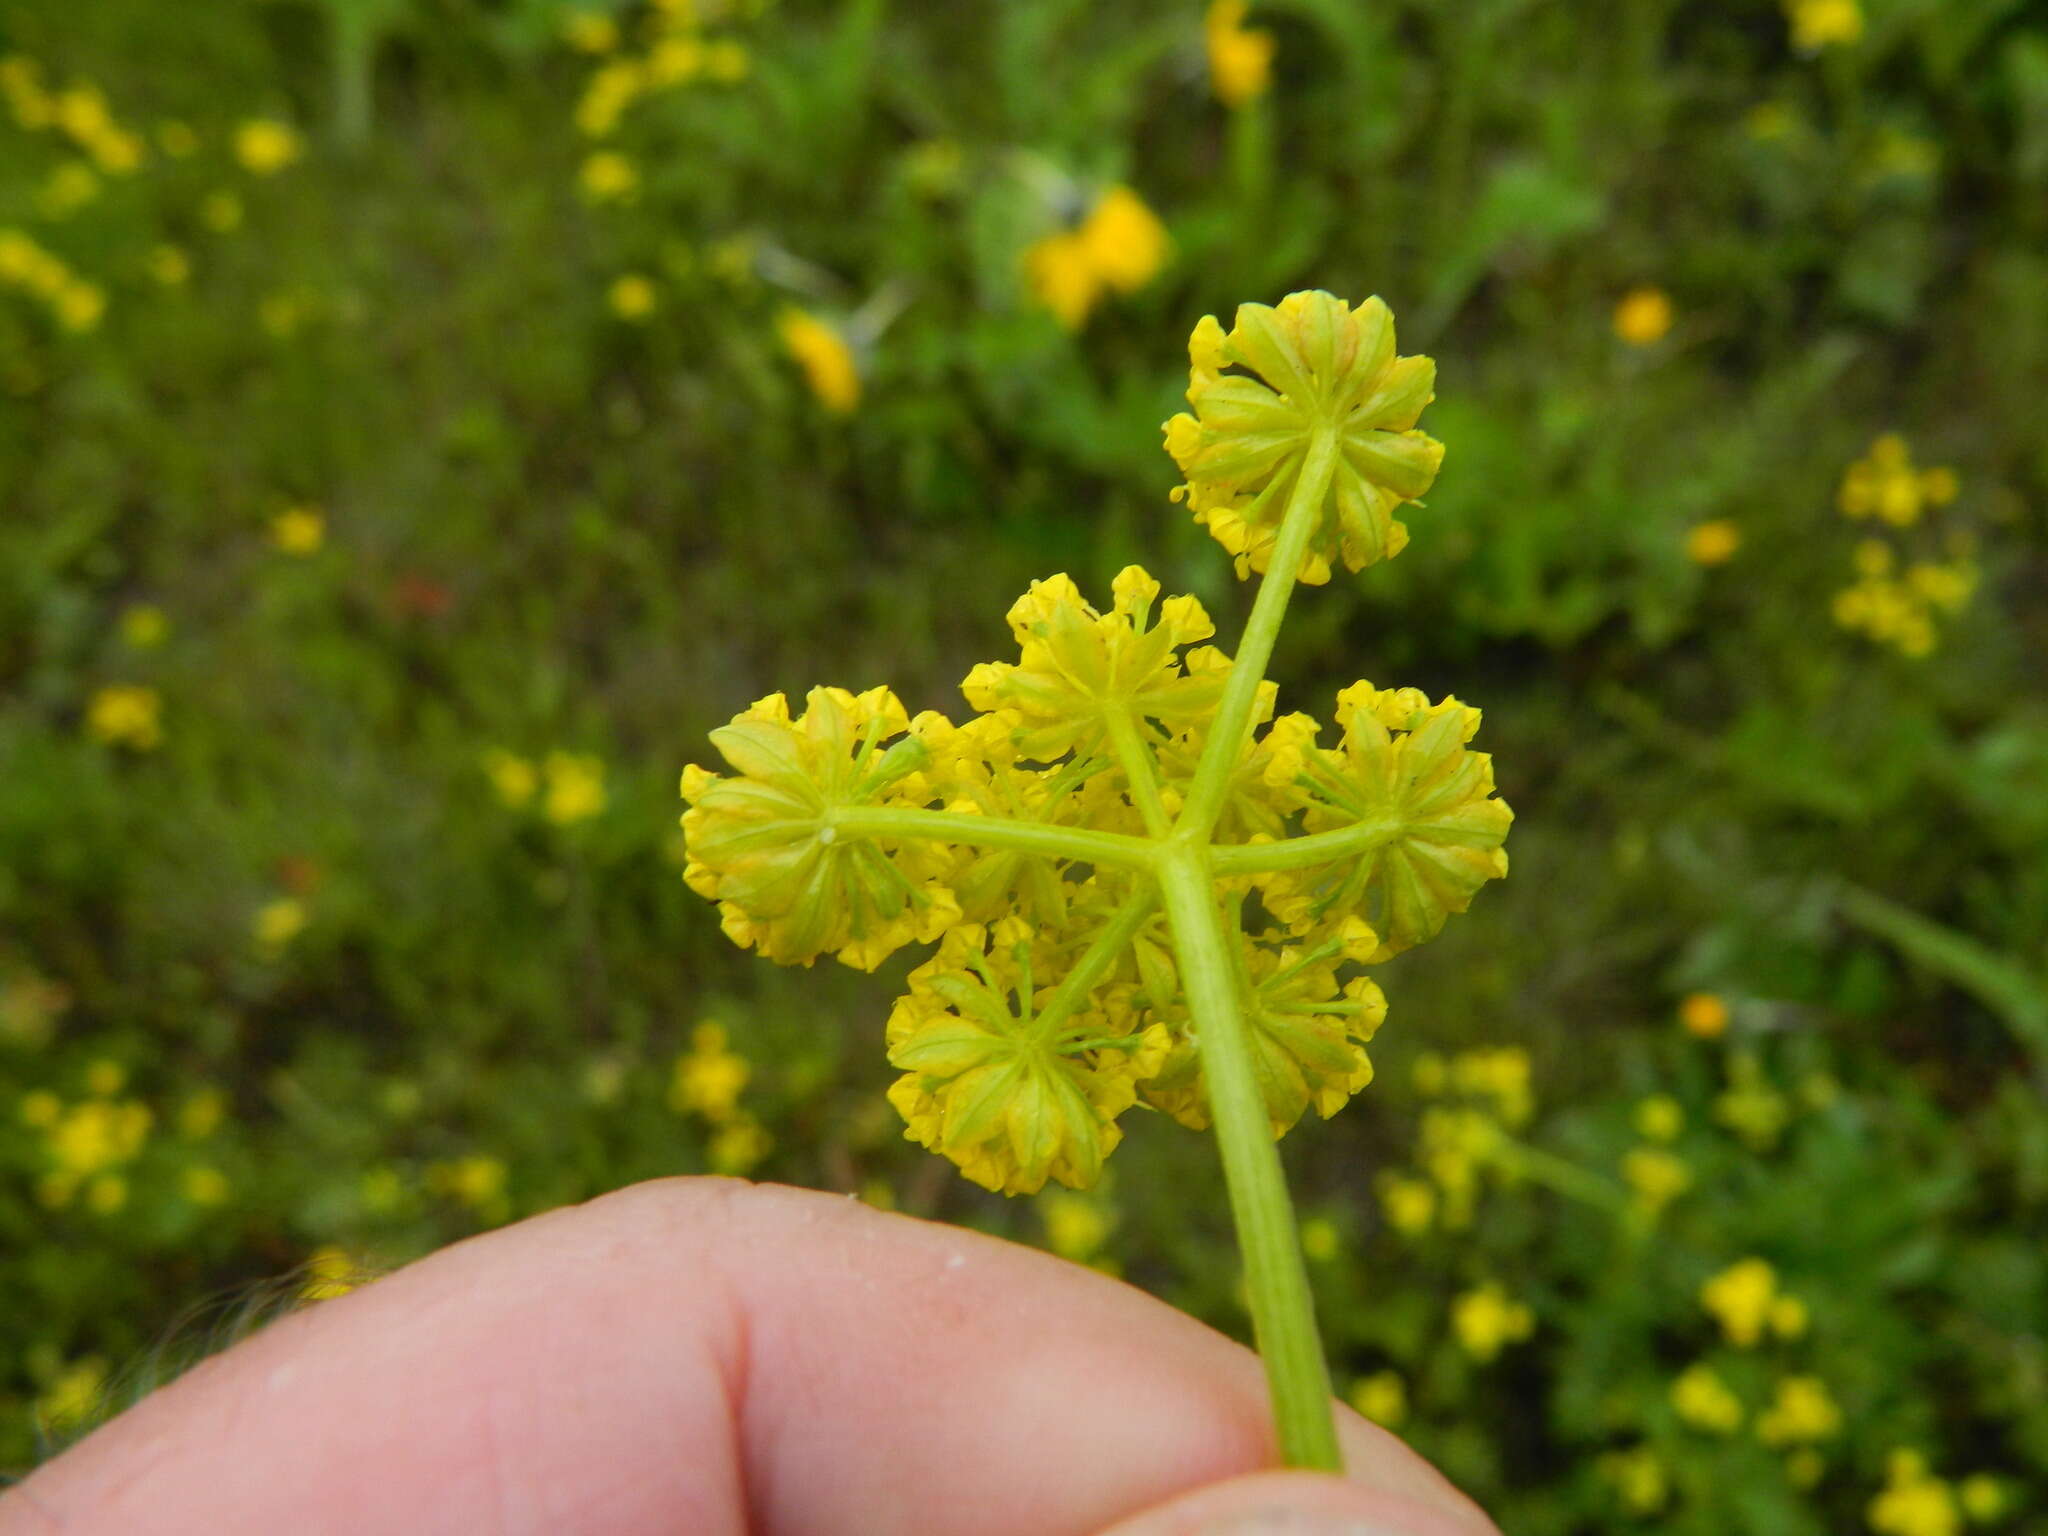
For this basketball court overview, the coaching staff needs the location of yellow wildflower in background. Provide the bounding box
[234,118,301,175]
[1715,1052,1792,1149]
[1870,1450,1960,1536]
[1450,1047,1533,1127]
[1787,0,1864,52]
[482,748,538,809]
[1025,185,1170,330]
[1686,519,1741,565]
[120,604,168,648]
[429,1154,510,1219]
[87,684,162,750]
[579,149,639,203]
[1633,1094,1684,1142]
[1838,435,1957,528]
[1672,1362,1744,1434]
[576,58,645,136]
[1701,1257,1784,1348]
[1452,1282,1533,1362]
[775,307,862,414]
[1613,286,1673,346]
[708,1116,771,1174]
[300,1244,362,1301]
[1622,1147,1692,1214]
[1205,0,1275,109]
[669,1021,750,1120]
[1376,1171,1437,1234]
[36,1096,152,1208]
[561,10,620,52]
[1757,1375,1841,1446]
[181,1165,231,1206]
[54,279,106,333]
[1832,440,1977,659]
[157,119,198,157]
[608,272,657,320]
[1040,1191,1113,1263]
[1348,1370,1406,1428]
[542,751,607,824]
[1597,1447,1669,1514]
[1958,1476,2008,1523]
[147,245,189,286]
[39,160,101,218]
[1298,1215,1339,1261]
[202,190,244,232]
[270,505,325,554]
[84,1059,125,1097]
[1679,991,1729,1038]
[254,897,307,953]
[178,1087,226,1139]
[35,1357,107,1432]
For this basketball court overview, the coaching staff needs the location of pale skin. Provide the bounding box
[0,1179,1498,1536]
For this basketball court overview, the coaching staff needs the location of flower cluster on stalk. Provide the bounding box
[681,292,1512,1194]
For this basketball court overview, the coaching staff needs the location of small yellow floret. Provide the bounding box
[1348,1370,1406,1427]
[543,751,607,824]
[580,150,638,203]
[1679,991,1729,1038]
[1686,519,1741,565]
[87,685,162,750]
[1788,0,1864,52]
[608,272,657,320]
[1451,1282,1533,1362]
[270,505,325,554]
[254,897,308,952]
[1671,1362,1743,1434]
[1204,0,1276,109]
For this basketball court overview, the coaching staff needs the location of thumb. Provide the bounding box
[1092,1469,1498,1536]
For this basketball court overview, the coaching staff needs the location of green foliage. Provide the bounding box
[1,0,2044,1526]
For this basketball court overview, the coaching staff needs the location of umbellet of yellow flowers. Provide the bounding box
[679,291,1512,1469]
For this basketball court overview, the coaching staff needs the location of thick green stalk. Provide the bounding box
[830,806,1156,871]
[1157,846,1341,1470]
[1105,707,1173,838]
[1177,425,1341,838]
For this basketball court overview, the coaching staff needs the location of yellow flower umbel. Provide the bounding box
[234,118,301,175]
[679,291,1508,1472]
[1205,0,1275,109]
[1451,1282,1534,1362]
[1787,0,1864,52]
[1870,1450,1961,1536]
[1025,185,1171,331]
[775,307,861,414]
[1613,286,1674,346]
[1671,1363,1744,1434]
[1831,435,1973,657]
[87,684,162,750]
[1165,291,1445,582]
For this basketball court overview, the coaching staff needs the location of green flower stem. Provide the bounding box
[1027,884,1160,1045]
[1177,424,1342,839]
[1106,707,1174,838]
[829,806,1156,871]
[1209,816,1404,875]
[1157,844,1342,1471]
[1488,1136,1630,1214]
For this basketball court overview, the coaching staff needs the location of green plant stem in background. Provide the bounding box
[1157,847,1340,1469]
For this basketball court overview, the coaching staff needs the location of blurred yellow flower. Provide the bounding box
[1597,1446,1669,1514]
[39,1097,152,1208]
[1678,991,1728,1038]
[1787,0,1863,52]
[19,1090,61,1128]
[1686,519,1742,565]
[117,602,165,651]
[1451,1282,1533,1362]
[579,149,638,203]
[775,307,862,414]
[429,1153,509,1217]
[39,159,101,217]
[1205,0,1275,109]
[178,1088,226,1139]
[709,1115,771,1175]
[36,1357,107,1432]
[181,1165,231,1206]
[202,190,244,232]
[1671,1362,1743,1434]
[1622,1147,1692,1213]
[1376,1171,1436,1234]
[84,1059,126,1097]
[1025,185,1170,330]
[561,10,620,52]
[270,505,325,554]
[1701,1257,1794,1348]
[254,897,308,952]
[1040,1191,1112,1262]
[1757,1375,1841,1446]
[87,684,163,750]
[669,1021,750,1120]
[482,748,538,809]
[609,272,657,320]
[1870,1450,1960,1536]
[146,244,190,287]
[301,1244,361,1301]
[1451,1047,1533,1127]
[1770,1293,1809,1339]
[577,59,645,136]
[235,118,301,175]
[542,750,607,824]
[1348,1370,1406,1428]
[702,40,750,84]
[1632,1094,1684,1142]
[1958,1476,2008,1523]
[1298,1215,1339,1261]
[54,280,107,333]
[1613,286,1674,346]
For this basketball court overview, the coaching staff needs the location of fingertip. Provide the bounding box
[1090,1469,1497,1536]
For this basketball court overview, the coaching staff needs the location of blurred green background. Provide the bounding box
[3,0,2046,1529]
